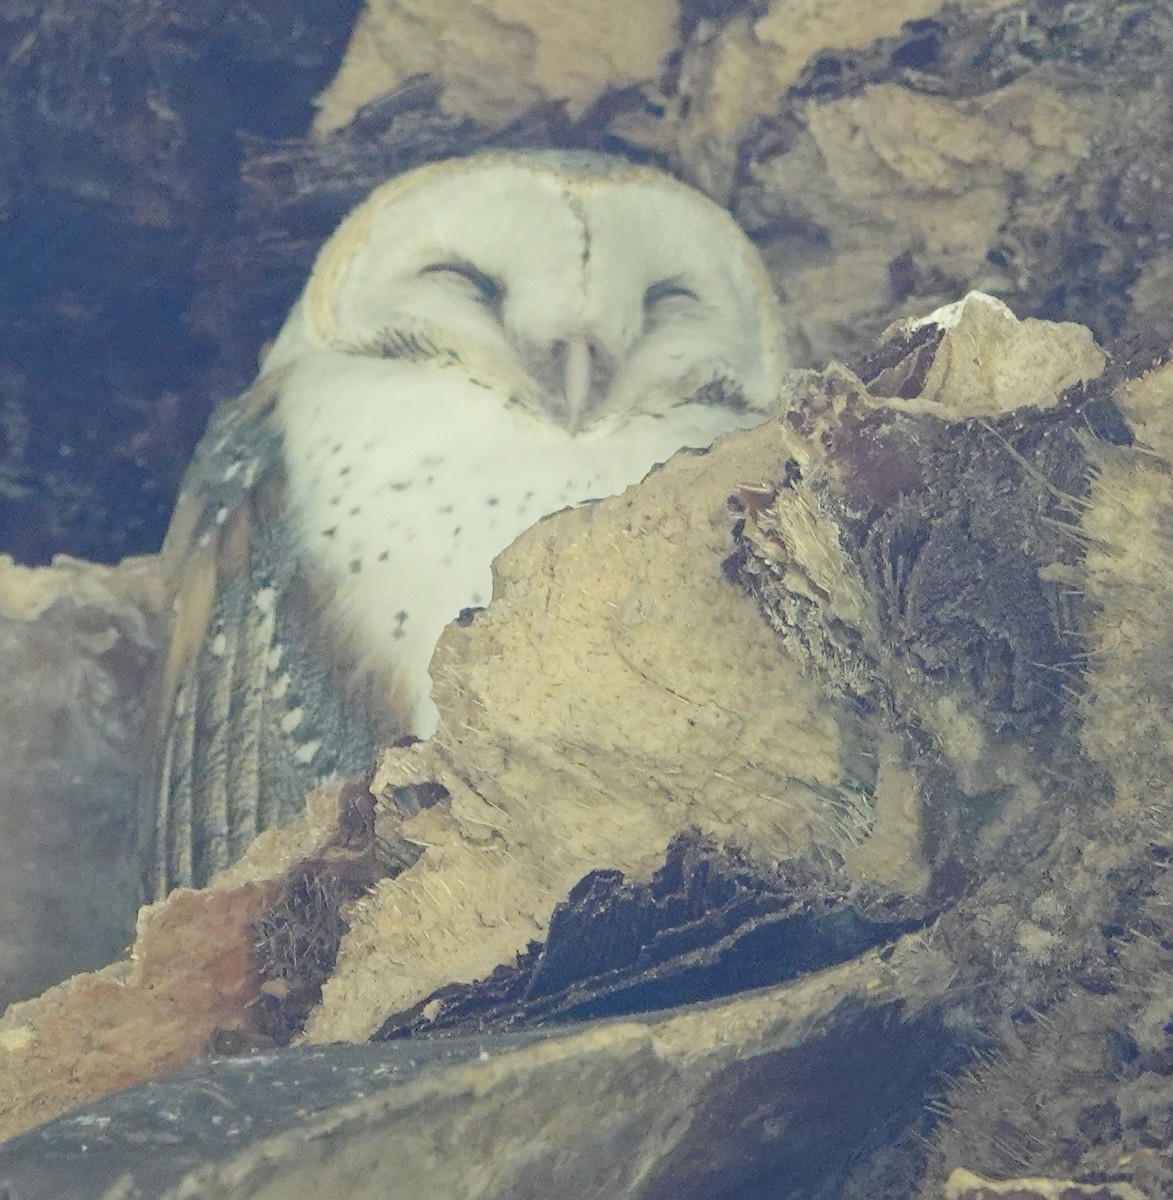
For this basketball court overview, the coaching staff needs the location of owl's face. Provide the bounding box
[264,154,787,433]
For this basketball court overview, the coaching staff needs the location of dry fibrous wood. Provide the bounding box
[3,4,1173,1198]
[4,295,1172,1200]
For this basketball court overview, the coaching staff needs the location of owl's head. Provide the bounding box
[263,152,788,434]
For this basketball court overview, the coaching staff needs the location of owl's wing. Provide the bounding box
[142,371,381,900]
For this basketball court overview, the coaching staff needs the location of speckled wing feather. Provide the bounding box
[141,372,382,900]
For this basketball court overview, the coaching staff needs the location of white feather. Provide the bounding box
[264,153,789,735]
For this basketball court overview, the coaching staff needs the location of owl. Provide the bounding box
[141,151,788,900]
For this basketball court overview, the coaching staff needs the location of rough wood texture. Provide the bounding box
[0,785,347,1137]
[0,935,960,1200]
[3,3,1173,1198]
[7,295,1171,1200]
[0,555,162,1009]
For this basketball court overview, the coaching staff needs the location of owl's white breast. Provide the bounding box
[275,351,765,735]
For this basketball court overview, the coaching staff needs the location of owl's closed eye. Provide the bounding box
[420,260,506,310]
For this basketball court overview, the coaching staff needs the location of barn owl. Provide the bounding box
[141,151,788,899]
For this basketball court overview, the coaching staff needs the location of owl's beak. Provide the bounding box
[550,334,615,433]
